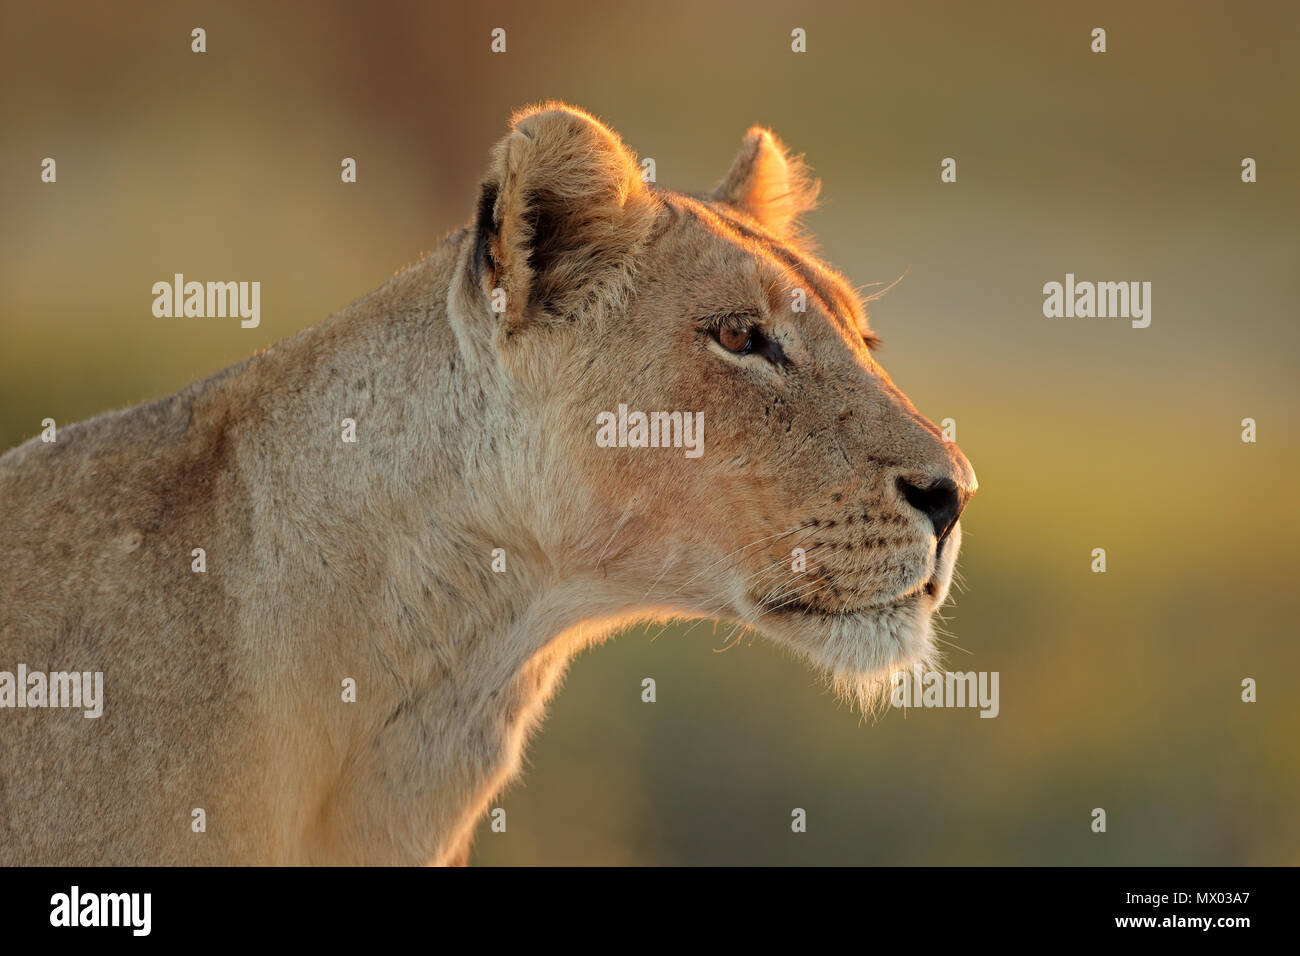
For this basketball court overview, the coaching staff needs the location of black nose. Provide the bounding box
[896,476,966,543]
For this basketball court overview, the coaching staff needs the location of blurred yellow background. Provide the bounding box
[2,1,1296,864]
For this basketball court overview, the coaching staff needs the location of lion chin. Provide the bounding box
[742,526,960,717]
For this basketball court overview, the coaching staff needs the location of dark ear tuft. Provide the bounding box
[471,182,499,285]
[519,192,566,312]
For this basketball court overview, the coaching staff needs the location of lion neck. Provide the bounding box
[235,232,634,864]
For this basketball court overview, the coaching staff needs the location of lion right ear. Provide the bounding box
[710,127,819,237]
[471,103,658,332]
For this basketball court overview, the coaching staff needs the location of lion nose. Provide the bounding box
[896,476,970,544]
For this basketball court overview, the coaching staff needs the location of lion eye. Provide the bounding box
[702,317,789,367]
[716,326,754,354]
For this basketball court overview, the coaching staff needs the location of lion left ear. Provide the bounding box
[472,102,658,332]
[710,127,819,236]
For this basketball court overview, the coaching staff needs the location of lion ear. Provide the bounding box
[471,102,658,331]
[710,127,819,236]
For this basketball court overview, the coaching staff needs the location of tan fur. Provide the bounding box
[0,103,975,865]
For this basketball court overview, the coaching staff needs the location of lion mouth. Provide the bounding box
[762,578,937,619]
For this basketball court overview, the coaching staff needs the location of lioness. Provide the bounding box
[0,103,975,865]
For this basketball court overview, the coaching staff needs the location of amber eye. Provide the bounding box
[716,326,754,354]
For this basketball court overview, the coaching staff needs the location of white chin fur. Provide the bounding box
[754,523,959,716]
[762,599,938,717]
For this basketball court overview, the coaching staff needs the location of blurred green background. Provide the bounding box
[2,1,1297,864]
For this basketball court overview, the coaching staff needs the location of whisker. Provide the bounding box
[651,522,816,603]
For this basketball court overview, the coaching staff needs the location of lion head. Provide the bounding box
[458,103,976,711]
